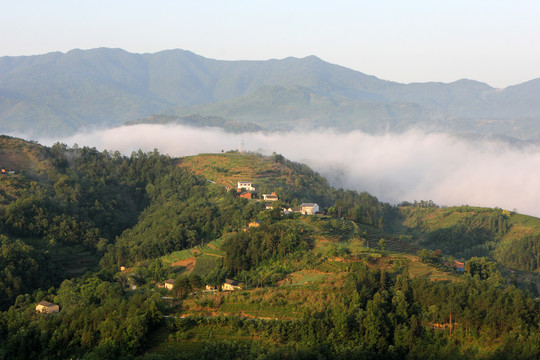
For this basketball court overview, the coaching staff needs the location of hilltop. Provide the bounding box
[179,151,540,268]
[0,135,51,173]
[2,48,540,139]
[0,136,539,359]
[1,137,538,277]
[178,152,333,206]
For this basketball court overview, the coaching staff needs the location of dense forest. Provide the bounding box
[0,135,539,359]
[1,265,538,359]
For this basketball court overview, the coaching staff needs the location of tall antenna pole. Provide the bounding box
[239,136,245,154]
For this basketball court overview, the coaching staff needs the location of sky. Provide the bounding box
[2,0,540,88]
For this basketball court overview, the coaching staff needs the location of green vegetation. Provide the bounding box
[222,221,312,272]
[0,273,163,359]
[0,135,539,359]
[151,266,540,360]
[395,205,540,271]
[3,49,540,139]
[180,152,395,227]
[495,233,540,272]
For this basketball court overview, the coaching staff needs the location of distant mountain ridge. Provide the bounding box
[1,48,540,138]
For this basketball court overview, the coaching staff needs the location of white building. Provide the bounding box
[300,203,319,215]
[237,181,255,191]
[36,301,59,314]
[164,279,175,290]
[262,193,279,201]
[221,279,242,291]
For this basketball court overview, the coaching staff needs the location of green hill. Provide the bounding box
[0,136,539,359]
[0,135,51,173]
[391,205,540,273]
[178,152,334,205]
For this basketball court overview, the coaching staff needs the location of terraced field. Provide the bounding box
[160,239,225,276]
[178,153,290,189]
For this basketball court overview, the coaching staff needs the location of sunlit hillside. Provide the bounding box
[0,136,539,359]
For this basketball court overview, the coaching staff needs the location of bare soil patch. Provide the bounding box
[172,257,196,271]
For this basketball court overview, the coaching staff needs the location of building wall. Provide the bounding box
[36,304,59,314]
[302,204,319,214]
[237,182,255,191]
[222,283,241,291]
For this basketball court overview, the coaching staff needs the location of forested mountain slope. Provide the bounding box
[2,48,540,138]
[393,204,540,272]
[1,135,539,359]
[0,137,387,307]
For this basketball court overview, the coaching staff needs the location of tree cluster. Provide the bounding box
[0,273,163,359]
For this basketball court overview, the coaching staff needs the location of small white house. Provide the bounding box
[300,203,319,215]
[262,193,278,201]
[221,279,242,291]
[164,279,175,290]
[36,301,59,314]
[237,181,255,191]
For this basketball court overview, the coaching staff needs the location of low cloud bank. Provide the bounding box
[39,124,540,217]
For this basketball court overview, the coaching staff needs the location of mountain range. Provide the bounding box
[1,48,540,139]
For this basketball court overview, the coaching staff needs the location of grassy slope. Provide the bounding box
[178,152,293,191]
[399,206,539,232]
[0,136,52,202]
[178,152,540,269]
[148,242,462,355]
[178,151,335,209]
[396,206,540,249]
[393,206,540,292]
[0,136,51,173]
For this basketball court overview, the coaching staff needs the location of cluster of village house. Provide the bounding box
[157,278,242,291]
[35,278,243,314]
[236,181,319,215]
[33,181,320,312]
[150,181,320,295]
[36,259,466,313]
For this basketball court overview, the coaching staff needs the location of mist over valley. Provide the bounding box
[33,123,540,218]
[2,48,540,217]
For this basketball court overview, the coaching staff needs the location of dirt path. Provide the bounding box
[203,253,223,258]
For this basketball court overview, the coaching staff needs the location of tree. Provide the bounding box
[349,238,366,257]
[174,276,192,300]
[465,257,496,279]
[378,238,386,251]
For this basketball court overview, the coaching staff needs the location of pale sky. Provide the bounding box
[2,0,539,88]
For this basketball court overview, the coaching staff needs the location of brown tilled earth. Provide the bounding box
[172,257,196,271]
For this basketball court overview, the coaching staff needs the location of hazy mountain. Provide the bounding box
[1,48,539,138]
[126,114,263,133]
